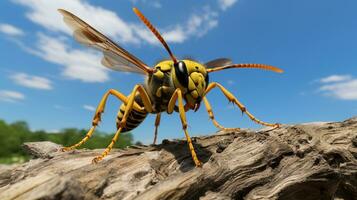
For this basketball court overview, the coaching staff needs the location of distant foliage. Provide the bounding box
[0,119,133,164]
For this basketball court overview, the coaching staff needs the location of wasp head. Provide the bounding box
[172,59,209,111]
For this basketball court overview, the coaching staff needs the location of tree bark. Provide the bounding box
[0,117,356,200]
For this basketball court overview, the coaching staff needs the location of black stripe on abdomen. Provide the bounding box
[116,104,148,132]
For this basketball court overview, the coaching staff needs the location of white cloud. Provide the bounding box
[13,0,224,45]
[163,7,219,43]
[162,28,186,44]
[319,74,357,100]
[218,0,238,11]
[83,104,96,111]
[0,23,24,36]
[11,73,53,90]
[13,0,140,44]
[0,90,25,102]
[320,75,351,83]
[31,33,109,82]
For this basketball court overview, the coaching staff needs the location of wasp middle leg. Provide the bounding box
[204,82,280,128]
[168,89,202,167]
[152,113,161,145]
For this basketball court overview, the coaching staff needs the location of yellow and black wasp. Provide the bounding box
[58,8,283,167]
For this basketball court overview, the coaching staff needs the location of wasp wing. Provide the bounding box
[204,58,232,69]
[58,9,153,74]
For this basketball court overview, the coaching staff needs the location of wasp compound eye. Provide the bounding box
[174,61,189,87]
[205,73,209,88]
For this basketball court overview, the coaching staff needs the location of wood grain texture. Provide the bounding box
[0,117,356,200]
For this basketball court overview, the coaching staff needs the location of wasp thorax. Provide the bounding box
[173,60,208,110]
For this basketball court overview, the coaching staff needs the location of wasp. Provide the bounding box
[58,8,283,167]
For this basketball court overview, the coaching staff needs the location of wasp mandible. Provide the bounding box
[58,8,283,167]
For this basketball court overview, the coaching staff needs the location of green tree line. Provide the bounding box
[0,119,133,164]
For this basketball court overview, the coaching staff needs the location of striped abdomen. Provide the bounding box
[116,95,148,132]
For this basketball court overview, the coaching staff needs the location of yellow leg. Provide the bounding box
[61,89,144,151]
[204,82,280,128]
[92,127,122,163]
[92,84,153,163]
[203,97,240,131]
[153,113,161,145]
[168,89,202,167]
[120,85,152,127]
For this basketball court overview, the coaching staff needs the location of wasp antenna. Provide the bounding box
[133,7,178,64]
[206,64,284,73]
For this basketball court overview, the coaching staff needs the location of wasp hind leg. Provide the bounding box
[168,89,202,167]
[92,84,152,163]
[203,97,240,131]
[61,89,145,152]
[204,82,280,128]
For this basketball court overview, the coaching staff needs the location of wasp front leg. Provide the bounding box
[204,82,280,128]
[167,89,202,167]
[203,97,240,131]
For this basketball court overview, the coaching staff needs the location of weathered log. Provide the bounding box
[0,118,356,200]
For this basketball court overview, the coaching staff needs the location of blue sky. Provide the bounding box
[0,0,356,144]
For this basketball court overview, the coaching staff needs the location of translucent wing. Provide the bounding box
[58,9,153,74]
[204,58,232,68]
